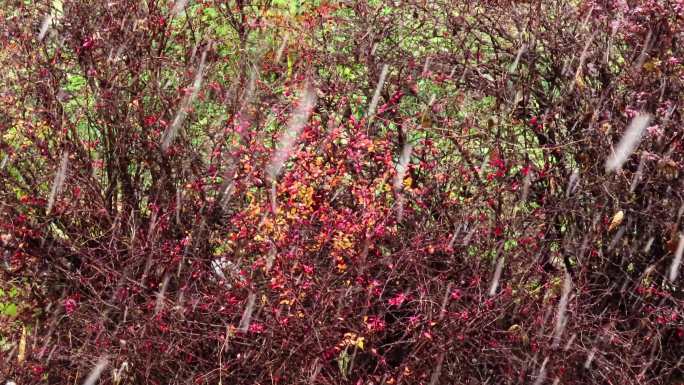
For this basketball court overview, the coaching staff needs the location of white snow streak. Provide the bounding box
[552,273,573,347]
[367,64,389,118]
[171,0,190,16]
[393,143,413,192]
[605,114,652,172]
[238,292,257,333]
[669,233,684,282]
[532,357,549,385]
[83,357,109,385]
[161,44,209,151]
[266,84,316,180]
[47,151,69,215]
[38,14,53,41]
[489,257,505,296]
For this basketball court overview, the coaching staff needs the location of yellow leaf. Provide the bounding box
[507,324,529,345]
[420,114,432,128]
[341,332,365,350]
[337,260,347,272]
[574,72,586,90]
[17,325,27,364]
[508,324,521,333]
[643,59,660,73]
[608,210,624,232]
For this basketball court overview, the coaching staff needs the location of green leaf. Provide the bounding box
[203,7,218,18]
[0,302,18,317]
[504,239,517,251]
[337,348,350,379]
[65,74,86,92]
[289,0,301,15]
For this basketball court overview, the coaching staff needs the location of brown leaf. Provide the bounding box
[666,233,681,255]
[658,159,679,181]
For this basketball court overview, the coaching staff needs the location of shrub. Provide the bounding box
[0,0,682,384]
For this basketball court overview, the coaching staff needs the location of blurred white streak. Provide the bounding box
[509,44,526,74]
[643,237,655,253]
[367,64,389,118]
[564,333,576,351]
[219,69,256,211]
[107,46,125,64]
[171,0,190,16]
[569,32,596,93]
[211,257,244,289]
[83,357,109,385]
[522,172,532,201]
[393,143,412,222]
[396,194,406,223]
[608,226,626,251]
[370,43,378,56]
[154,274,170,315]
[630,153,646,193]
[552,273,573,347]
[422,57,431,76]
[265,244,277,273]
[584,346,597,368]
[238,292,256,333]
[427,93,436,107]
[47,151,69,215]
[266,84,316,180]
[566,169,580,198]
[605,14,622,63]
[161,43,210,151]
[270,181,277,214]
[189,40,199,64]
[0,154,8,169]
[438,283,453,321]
[489,257,505,296]
[112,361,129,385]
[447,224,462,250]
[605,114,652,172]
[175,188,182,224]
[38,14,53,41]
[532,357,549,385]
[308,359,321,384]
[218,170,236,210]
[393,143,413,192]
[211,257,235,282]
[428,352,445,385]
[275,34,288,63]
[463,226,477,247]
[669,233,684,282]
[478,154,490,180]
[634,29,653,70]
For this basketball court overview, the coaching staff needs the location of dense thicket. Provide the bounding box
[1,0,683,384]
